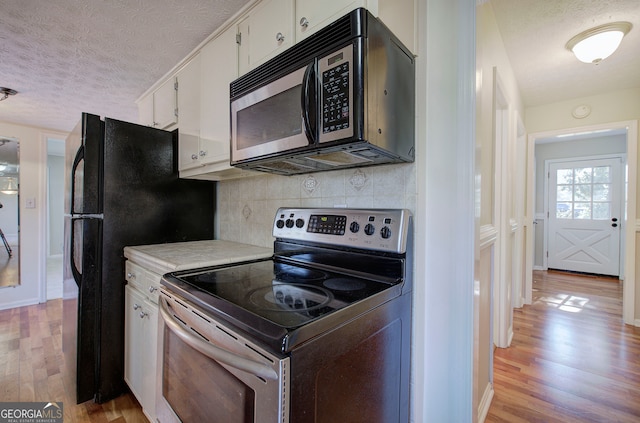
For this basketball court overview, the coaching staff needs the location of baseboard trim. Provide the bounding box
[477,382,494,423]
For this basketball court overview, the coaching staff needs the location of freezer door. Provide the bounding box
[65,113,103,215]
[62,215,102,403]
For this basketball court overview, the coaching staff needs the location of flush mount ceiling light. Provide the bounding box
[566,22,632,64]
[0,87,18,101]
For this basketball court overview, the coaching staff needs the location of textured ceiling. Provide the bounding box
[491,0,640,107]
[0,1,639,134]
[0,0,251,133]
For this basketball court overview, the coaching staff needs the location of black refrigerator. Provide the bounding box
[62,113,215,404]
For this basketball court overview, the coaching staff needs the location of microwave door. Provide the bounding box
[231,65,312,163]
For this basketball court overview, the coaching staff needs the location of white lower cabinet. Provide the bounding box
[124,263,160,422]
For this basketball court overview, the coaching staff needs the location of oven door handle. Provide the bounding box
[160,298,278,381]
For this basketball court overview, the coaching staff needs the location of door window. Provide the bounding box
[555,165,612,220]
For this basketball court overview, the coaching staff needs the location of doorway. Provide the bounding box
[46,137,65,299]
[526,121,638,325]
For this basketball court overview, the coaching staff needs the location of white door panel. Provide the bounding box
[547,158,622,276]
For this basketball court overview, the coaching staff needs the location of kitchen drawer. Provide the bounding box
[145,272,162,304]
[125,261,148,293]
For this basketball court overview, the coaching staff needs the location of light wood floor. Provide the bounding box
[0,299,148,422]
[486,270,640,422]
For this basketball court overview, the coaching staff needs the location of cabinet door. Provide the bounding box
[295,0,364,41]
[138,95,154,127]
[200,26,238,166]
[124,285,145,401]
[154,77,178,129]
[238,0,294,74]
[141,299,158,423]
[378,0,415,54]
[177,55,203,171]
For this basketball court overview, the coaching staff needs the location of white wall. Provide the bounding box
[0,121,67,309]
[475,1,527,420]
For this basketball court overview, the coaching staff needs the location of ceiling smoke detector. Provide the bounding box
[566,22,632,64]
[0,87,18,101]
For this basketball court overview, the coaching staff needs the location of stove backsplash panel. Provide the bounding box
[217,163,417,247]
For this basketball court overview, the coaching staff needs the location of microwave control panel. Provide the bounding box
[319,44,354,142]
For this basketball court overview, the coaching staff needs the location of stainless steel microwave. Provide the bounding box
[230,8,415,176]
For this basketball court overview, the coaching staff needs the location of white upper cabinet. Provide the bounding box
[237,0,294,75]
[295,0,365,41]
[138,0,414,180]
[153,77,178,129]
[199,25,238,167]
[138,76,178,129]
[378,0,415,54]
[176,54,202,171]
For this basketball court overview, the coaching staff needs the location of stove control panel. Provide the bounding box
[273,208,412,253]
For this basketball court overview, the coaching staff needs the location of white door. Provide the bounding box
[547,157,622,276]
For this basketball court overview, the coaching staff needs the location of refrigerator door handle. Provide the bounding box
[70,145,84,214]
[69,216,82,286]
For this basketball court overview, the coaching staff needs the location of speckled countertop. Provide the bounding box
[123,240,273,275]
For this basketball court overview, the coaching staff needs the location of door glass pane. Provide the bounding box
[574,167,592,184]
[556,203,572,218]
[574,184,591,201]
[592,183,610,201]
[556,185,573,201]
[573,202,591,219]
[557,169,573,184]
[593,166,611,183]
[593,203,610,220]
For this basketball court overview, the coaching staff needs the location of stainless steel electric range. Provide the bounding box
[157,208,413,423]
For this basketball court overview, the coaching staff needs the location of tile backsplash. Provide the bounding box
[217,163,417,247]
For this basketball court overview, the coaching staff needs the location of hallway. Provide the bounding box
[486,270,640,422]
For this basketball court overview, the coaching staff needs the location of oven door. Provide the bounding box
[230,62,316,164]
[156,291,289,423]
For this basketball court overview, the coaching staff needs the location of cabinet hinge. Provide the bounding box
[174,81,178,91]
[174,108,178,118]
[236,33,242,45]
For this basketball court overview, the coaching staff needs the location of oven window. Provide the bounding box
[236,85,303,150]
[163,328,255,423]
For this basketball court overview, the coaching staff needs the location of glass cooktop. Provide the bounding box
[165,258,396,329]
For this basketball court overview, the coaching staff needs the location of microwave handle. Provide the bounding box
[301,61,317,143]
[160,297,278,381]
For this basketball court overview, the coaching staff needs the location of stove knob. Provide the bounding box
[349,221,360,233]
[295,218,305,228]
[276,219,285,229]
[286,219,295,228]
[381,226,392,239]
[364,223,375,236]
